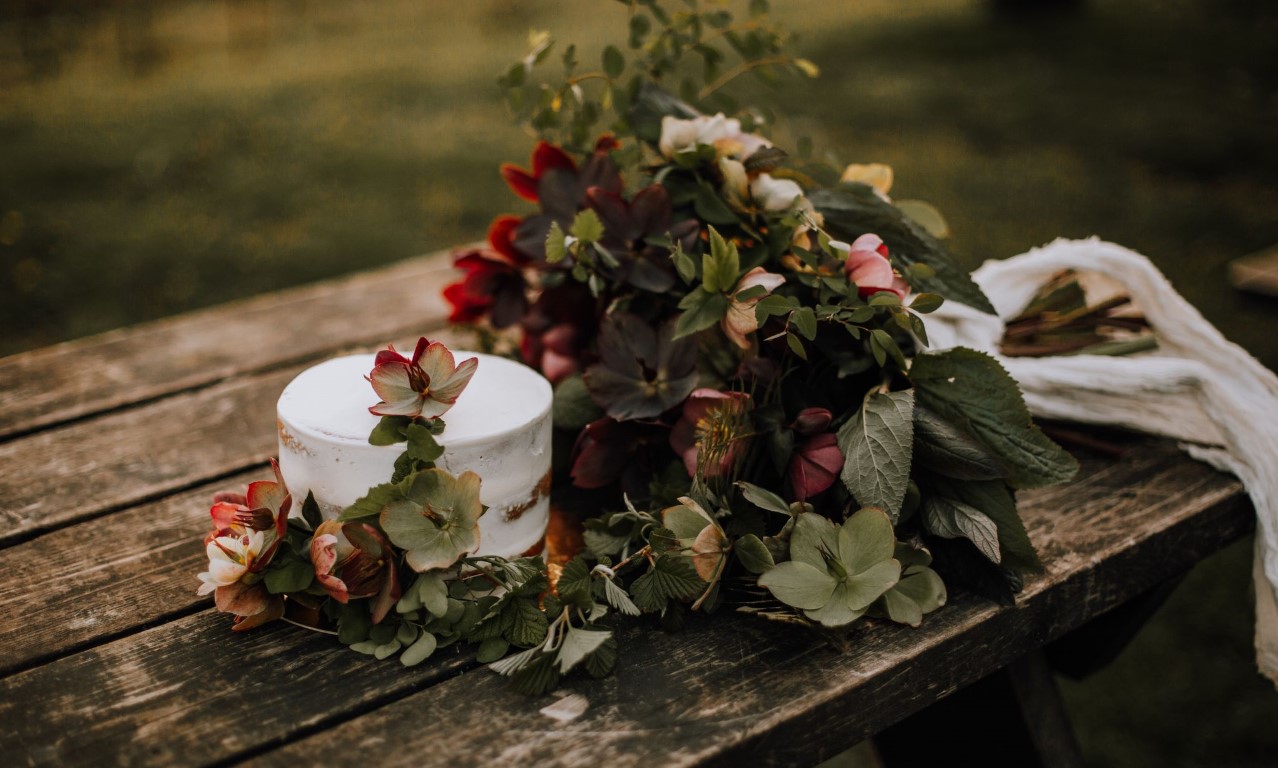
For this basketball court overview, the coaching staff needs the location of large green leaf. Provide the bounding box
[836,390,915,521]
[913,404,1006,481]
[809,185,996,314]
[911,348,1078,489]
[934,477,1042,573]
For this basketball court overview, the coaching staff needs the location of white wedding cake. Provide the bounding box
[275,350,553,559]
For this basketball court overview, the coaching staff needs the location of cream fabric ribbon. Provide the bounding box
[926,237,1278,685]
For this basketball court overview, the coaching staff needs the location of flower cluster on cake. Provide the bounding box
[196,0,1077,695]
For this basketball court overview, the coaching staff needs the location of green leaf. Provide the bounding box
[417,572,449,618]
[476,637,510,663]
[757,560,836,610]
[300,491,322,530]
[509,597,549,647]
[600,576,641,617]
[704,227,740,293]
[810,186,995,314]
[584,635,619,678]
[556,626,612,674]
[922,493,1001,563]
[556,557,594,608]
[934,477,1041,573]
[400,632,437,666]
[509,652,561,696]
[894,199,950,239]
[263,556,314,594]
[736,481,790,515]
[369,415,410,446]
[836,390,915,521]
[630,555,705,612]
[673,242,697,284]
[786,332,807,359]
[545,221,568,264]
[552,375,603,430]
[792,306,817,340]
[673,290,729,340]
[909,293,945,314]
[735,533,775,574]
[913,405,1005,481]
[881,563,947,627]
[694,182,740,225]
[340,478,405,521]
[911,348,1079,488]
[336,602,371,645]
[602,45,625,78]
[405,423,444,464]
[571,208,604,244]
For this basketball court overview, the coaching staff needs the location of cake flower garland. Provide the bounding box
[197,1,1079,695]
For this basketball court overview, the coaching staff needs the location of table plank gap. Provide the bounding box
[0,250,460,441]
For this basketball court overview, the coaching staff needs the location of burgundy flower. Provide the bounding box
[669,388,751,479]
[519,282,595,384]
[310,520,401,624]
[791,407,833,435]
[569,417,666,494]
[442,249,528,328]
[500,141,577,203]
[587,183,699,292]
[843,233,908,300]
[521,323,581,384]
[788,433,844,501]
[367,338,478,419]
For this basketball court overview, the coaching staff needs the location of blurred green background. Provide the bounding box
[2,0,1276,764]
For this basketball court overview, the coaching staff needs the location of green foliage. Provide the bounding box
[552,374,603,430]
[631,554,705,612]
[911,348,1078,488]
[836,390,915,521]
[369,415,412,446]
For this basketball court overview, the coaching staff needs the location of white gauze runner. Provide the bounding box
[926,237,1278,685]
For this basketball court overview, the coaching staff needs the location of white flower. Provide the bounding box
[197,530,266,595]
[750,173,805,212]
[659,113,772,160]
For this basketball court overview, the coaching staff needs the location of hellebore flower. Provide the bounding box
[788,432,844,501]
[198,460,292,630]
[310,520,401,624]
[582,313,697,421]
[586,183,699,293]
[757,509,901,628]
[519,282,595,385]
[722,267,786,349]
[658,113,771,160]
[367,338,478,419]
[500,140,577,203]
[442,249,528,328]
[790,407,833,435]
[842,233,908,300]
[669,388,751,479]
[380,468,484,572]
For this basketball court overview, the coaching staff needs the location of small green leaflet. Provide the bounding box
[673,290,729,340]
[556,626,613,674]
[552,374,602,430]
[736,481,790,515]
[921,493,1001,563]
[545,221,568,263]
[631,555,705,612]
[571,208,604,244]
[600,575,641,616]
[911,348,1078,488]
[836,390,914,521]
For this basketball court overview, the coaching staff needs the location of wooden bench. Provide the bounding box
[0,250,1254,767]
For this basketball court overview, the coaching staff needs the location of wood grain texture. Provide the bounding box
[0,611,474,768]
[0,469,262,675]
[245,445,1251,768]
[0,250,456,441]
[0,328,470,546]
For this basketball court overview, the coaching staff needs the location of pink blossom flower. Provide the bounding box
[842,234,909,300]
[367,337,478,419]
[669,388,751,479]
[788,432,844,501]
[722,267,786,349]
[310,520,401,624]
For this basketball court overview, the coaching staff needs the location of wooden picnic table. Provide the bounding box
[0,250,1256,767]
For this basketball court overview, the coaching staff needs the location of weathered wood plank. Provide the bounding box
[0,470,262,675]
[0,328,469,547]
[245,445,1251,768]
[0,250,456,441]
[0,611,474,768]
[0,443,1249,768]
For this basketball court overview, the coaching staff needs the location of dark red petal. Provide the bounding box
[500,163,539,202]
[487,215,530,265]
[410,337,430,365]
[531,141,577,176]
[374,343,410,367]
[630,183,673,237]
[586,186,638,243]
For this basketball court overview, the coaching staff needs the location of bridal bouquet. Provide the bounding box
[197,0,1078,696]
[436,1,1077,691]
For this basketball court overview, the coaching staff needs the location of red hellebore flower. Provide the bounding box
[500,141,577,203]
[198,459,292,631]
[843,234,909,300]
[310,520,401,624]
[367,337,478,419]
[443,249,528,328]
[669,388,751,479]
[788,432,844,501]
[521,322,581,385]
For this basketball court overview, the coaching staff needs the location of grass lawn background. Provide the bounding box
[2,1,1277,764]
